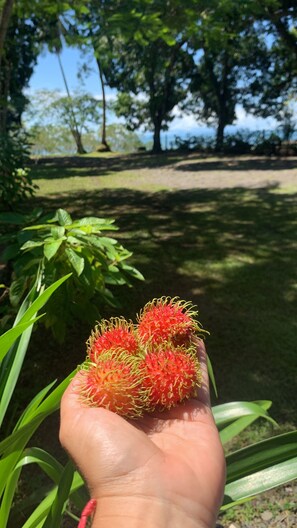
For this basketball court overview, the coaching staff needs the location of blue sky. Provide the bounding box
[28,46,278,145]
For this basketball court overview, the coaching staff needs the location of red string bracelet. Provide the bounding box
[78,499,97,528]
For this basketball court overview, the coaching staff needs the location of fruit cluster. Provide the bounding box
[76,297,206,418]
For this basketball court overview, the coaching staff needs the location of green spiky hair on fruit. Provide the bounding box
[87,317,139,362]
[78,296,206,417]
[137,296,205,347]
[140,345,202,411]
[77,350,148,418]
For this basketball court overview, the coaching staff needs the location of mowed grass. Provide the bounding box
[27,153,297,432]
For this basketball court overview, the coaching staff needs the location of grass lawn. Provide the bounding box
[27,153,297,428]
[4,152,297,526]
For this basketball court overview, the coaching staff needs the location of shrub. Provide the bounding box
[173,134,215,152]
[0,130,37,210]
[223,131,252,155]
[0,208,144,342]
[251,131,282,156]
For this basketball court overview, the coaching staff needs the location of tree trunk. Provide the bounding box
[0,0,14,133]
[0,59,11,133]
[0,0,14,65]
[152,121,162,153]
[95,57,110,152]
[215,117,226,152]
[71,129,86,155]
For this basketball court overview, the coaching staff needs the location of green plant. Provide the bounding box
[0,208,144,341]
[0,130,37,209]
[0,285,296,526]
[0,274,88,527]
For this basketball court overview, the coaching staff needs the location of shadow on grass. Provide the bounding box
[29,151,184,180]
[29,152,297,180]
[26,183,297,425]
[174,156,297,173]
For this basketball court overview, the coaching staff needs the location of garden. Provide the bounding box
[1,1,297,527]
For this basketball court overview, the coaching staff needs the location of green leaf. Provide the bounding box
[15,447,64,485]
[0,465,22,526]
[51,225,65,239]
[213,401,277,429]
[207,353,218,398]
[18,274,72,325]
[71,217,116,229]
[57,209,72,226]
[42,460,75,528]
[9,276,27,306]
[15,381,57,429]
[21,470,84,528]
[65,248,85,275]
[219,401,272,445]
[226,430,297,483]
[0,316,44,363]
[21,240,44,250]
[23,224,51,231]
[0,323,35,427]
[1,243,20,261]
[0,275,71,427]
[120,263,145,281]
[44,239,64,260]
[223,457,297,510]
[221,431,297,510]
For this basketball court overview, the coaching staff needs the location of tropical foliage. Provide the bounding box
[0,295,296,525]
[0,208,144,341]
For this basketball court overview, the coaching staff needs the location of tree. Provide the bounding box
[187,0,284,150]
[261,0,297,61]
[0,0,14,64]
[25,90,102,154]
[0,11,41,133]
[104,37,194,153]
[76,0,205,153]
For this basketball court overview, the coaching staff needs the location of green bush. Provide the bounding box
[0,130,37,209]
[223,131,252,155]
[252,131,282,156]
[0,208,144,341]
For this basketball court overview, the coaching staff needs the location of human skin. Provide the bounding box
[59,340,226,528]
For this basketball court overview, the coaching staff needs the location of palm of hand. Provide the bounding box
[60,387,225,528]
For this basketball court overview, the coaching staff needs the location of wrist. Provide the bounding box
[90,495,212,528]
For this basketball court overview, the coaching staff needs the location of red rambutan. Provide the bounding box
[137,297,203,347]
[139,346,202,411]
[87,318,138,362]
[77,351,145,418]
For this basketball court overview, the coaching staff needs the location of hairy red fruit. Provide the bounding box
[140,347,202,410]
[137,297,202,347]
[87,318,138,362]
[77,352,145,418]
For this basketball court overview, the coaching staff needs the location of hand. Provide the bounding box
[59,340,226,528]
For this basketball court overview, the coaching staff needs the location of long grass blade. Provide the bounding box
[226,430,297,483]
[213,401,277,429]
[222,457,297,509]
[219,401,272,445]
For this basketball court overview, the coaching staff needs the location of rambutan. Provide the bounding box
[79,297,206,418]
[137,297,203,347]
[139,346,202,411]
[87,318,138,362]
[77,351,145,418]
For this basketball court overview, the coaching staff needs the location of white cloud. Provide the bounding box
[234,106,278,130]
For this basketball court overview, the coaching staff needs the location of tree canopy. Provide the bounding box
[1,0,296,152]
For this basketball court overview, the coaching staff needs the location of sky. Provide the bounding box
[28,46,279,146]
